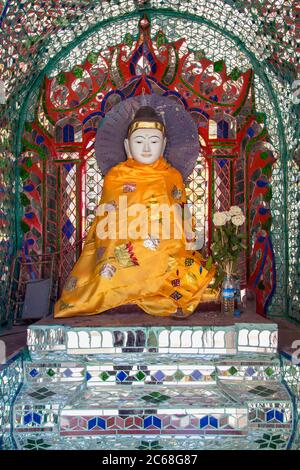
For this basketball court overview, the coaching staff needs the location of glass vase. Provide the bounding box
[221,275,235,316]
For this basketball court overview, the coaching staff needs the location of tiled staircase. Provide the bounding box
[7,323,297,450]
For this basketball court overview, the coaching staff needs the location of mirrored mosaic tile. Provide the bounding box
[219,380,290,403]
[27,324,278,357]
[85,364,216,385]
[248,402,292,427]
[25,363,85,383]
[60,409,248,436]
[2,328,298,450]
[13,382,84,431]
[13,429,291,451]
[61,383,238,411]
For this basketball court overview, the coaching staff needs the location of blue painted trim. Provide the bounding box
[265,234,277,314]
[83,127,97,134]
[0,0,11,29]
[189,107,210,119]
[82,111,103,125]
[253,237,268,287]
[100,89,125,113]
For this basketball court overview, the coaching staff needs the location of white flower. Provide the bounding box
[229,205,243,217]
[232,214,245,226]
[224,211,231,222]
[213,211,227,226]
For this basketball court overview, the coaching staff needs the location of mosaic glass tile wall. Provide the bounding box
[0,0,298,324]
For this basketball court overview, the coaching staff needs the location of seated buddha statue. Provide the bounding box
[54,106,216,319]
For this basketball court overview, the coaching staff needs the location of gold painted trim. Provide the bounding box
[128,121,165,136]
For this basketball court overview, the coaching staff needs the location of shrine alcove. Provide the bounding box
[0,0,298,325]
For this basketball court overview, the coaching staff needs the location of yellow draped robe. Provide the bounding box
[54,156,217,318]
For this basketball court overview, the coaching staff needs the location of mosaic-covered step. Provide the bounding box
[85,356,282,386]
[217,380,293,430]
[58,379,292,437]
[27,324,278,356]
[12,429,293,451]
[13,382,84,433]
[25,361,86,384]
[24,353,281,386]
[60,383,248,436]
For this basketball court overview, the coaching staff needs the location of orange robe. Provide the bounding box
[54,156,216,318]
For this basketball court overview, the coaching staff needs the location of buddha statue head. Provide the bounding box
[124,106,167,164]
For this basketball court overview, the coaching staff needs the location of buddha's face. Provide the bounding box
[124,128,166,164]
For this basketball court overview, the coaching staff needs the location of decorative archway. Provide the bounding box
[18,15,277,315]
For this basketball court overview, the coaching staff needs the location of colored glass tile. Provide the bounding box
[264,367,274,377]
[141,391,170,404]
[228,366,238,376]
[135,371,146,381]
[245,367,255,377]
[153,370,165,382]
[28,387,56,400]
[62,219,75,239]
[86,372,92,381]
[174,370,184,381]
[191,370,203,381]
[248,386,274,397]
[63,368,73,378]
[29,369,39,378]
[116,371,128,382]
[100,371,110,381]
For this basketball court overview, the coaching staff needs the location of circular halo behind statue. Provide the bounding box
[95,94,199,180]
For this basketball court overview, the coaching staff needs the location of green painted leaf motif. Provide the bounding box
[24,157,33,168]
[73,66,84,78]
[124,33,134,47]
[20,220,30,233]
[256,113,265,124]
[229,67,240,81]
[214,60,224,72]
[20,193,30,206]
[87,52,98,64]
[262,163,272,177]
[156,31,167,47]
[57,72,66,85]
[24,122,32,132]
[19,167,30,180]
[260,151,268,159]
[262,218,272,232]
[264,187,272,202]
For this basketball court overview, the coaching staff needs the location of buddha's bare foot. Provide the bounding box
[171,307,190,320]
